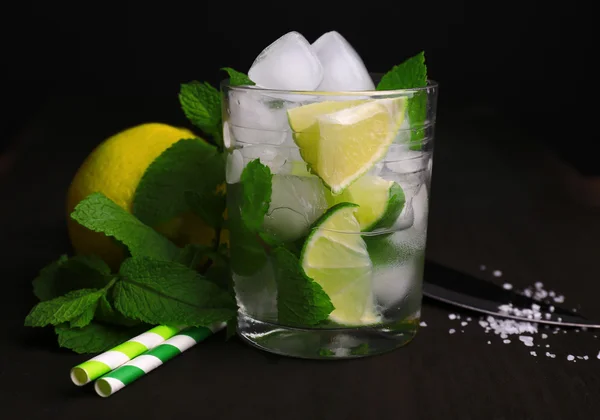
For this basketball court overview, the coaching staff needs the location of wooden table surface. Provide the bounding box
[1,93,599,420]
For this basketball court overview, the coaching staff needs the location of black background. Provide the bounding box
[2,2,600,419]
[3,0,596,172]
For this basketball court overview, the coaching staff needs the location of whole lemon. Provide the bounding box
[66,123,216,269]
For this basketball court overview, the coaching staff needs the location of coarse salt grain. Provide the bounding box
[449,329,456,334]
[546,344,550,348]
[542,334,548,339]
[503,283,513,290]
[530,351,537,356]
[597,351,600,360]
[576,356,583,360]
[480,264,486,271]
[546,352,556,358]
[461,321,468,327]
[487,341,491,344]
[467,317,472,322]
[554,295,565,303]
[567,355,575,361]
[493,270,502,277]
[535,281,543,289]
[503,339,511,344]
[519,336,534,347]
[419,321,427,327]
[448,314,457,320]
[584,356,589,360]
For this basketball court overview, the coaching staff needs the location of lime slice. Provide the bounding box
[288,99,406,194]
[287,100,366,170]
[301,203,379,325]
[328,175,405,231]
[317,99,406,193]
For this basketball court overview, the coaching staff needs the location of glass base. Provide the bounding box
[237,312,419,359]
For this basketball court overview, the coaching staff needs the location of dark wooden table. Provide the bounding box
[1,93,599,420]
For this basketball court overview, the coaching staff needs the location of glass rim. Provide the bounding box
[222,79,438,97]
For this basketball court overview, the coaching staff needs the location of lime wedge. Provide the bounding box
[301,203,379,325]
[288,99,406,194]
[287,100,366,171]
[328,175,405,231]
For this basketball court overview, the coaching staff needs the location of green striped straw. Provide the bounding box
[94,323,225,397]
[70,325,181,386]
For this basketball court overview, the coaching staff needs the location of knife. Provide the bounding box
[422,261,600,329]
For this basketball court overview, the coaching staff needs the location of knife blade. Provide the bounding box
[422,261,600,329]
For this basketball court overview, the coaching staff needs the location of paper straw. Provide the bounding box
[70,325,181,386]
[94,323,225,397]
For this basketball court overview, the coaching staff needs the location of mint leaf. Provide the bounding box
[132,138,225,226]
[71,192,180,262]
[227,183,267,276]
[69,304,97,328]
[221,68,255,87]
[24,288,107,327]
[377,51,427,91]
[114,257,236,327]
[185,189,226,229]
[95,294,140,327]
[55,323,145,354]
[240,159,272,232]
[33,255,112,301]
[272,247,333,326]
[204,252,230,289]
[176,244,212,269]
[377,51,428,148]
[179,81,222,142]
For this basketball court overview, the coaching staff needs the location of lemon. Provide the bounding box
[327,174,405,231]
[66,123,217,269]
[288,98,406,194]
[301,203,379,325]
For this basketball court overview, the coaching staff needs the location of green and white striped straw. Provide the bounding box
[70,325,181,386]
[94,323,225,398]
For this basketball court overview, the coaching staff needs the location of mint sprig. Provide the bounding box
[179,81,222,144]
[377,51,428,148]
[114,257,236,327]
[273,247,333,326]
[55,323,148,354]
[240,159,272,232]
[132,138,225,227]
[71,192,180,262]
[25,279,115,328]
[221,68,255,87]
[33,254,112,301]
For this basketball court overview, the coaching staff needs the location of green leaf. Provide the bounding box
[376,51,428,148]
[227,183,267,276]
[55,323,145,354]
[69,304,97,328]
[240,159,272,232]
[71,192,180,262]
[95,294,140,327]
[204,252,230,289]
[33,255,112,301]
[185,189,226,229]
[179,81,222,142]
[133,138,225,227]
[272,247,334,326]
[24,288,106,327]
[176,244,212,269]
[114,257,236,327]
[221,68,255,87]
[377,51,427,91]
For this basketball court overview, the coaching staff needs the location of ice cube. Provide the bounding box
[239,144,289,174]
[312,31,375,91]
[263,175,329,242]
[372,255,423,307]
[248,31,323,90]
[228,90,288,145]
[226,149,244,184]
